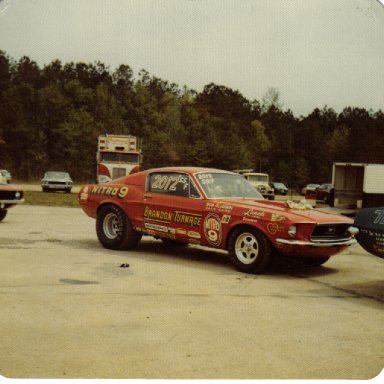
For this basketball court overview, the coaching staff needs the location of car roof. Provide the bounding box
[140,167,235,175]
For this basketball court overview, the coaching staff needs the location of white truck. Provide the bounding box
[332,162,384,209]
[96,134,142,184]
[233,169,275,200]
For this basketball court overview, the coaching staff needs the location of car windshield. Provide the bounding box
[100,152,140,163]
[45,172,70,179]
[274,183,286,188]
[246,174,268,183]
[196,172,263,199]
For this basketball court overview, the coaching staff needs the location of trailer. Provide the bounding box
[332,162,384,209]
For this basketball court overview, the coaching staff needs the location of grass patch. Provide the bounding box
[24,191,79,207]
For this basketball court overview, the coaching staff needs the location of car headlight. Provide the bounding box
[15,191,21,199]
[348,226,359,236]
[288,225,297,238]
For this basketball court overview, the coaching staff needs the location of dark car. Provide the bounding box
[41,171,73,193]
[0,183,24,221]
[270,182,288,195]
[316,183,334,204]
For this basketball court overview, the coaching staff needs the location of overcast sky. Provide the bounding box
[0,0,383,116]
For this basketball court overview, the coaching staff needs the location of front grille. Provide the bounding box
[311,224,350,240]
[0,190,23,200]
[48,181,66,185]
[112,168,126,179]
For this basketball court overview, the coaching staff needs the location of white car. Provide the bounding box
[41,171,73,193]
[0,169,11,183]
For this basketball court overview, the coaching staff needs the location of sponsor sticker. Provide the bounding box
[204,213,222,246]
[271,213,286,222]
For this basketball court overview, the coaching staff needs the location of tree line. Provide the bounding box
[0,51,383,187]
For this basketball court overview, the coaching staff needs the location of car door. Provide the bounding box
[139,171,204,244]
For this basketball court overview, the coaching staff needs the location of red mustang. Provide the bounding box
[79,167,357,273]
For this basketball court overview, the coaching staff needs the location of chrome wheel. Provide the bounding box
[234,232,259,264]
[103,212,122,239]
[228,227,272,273]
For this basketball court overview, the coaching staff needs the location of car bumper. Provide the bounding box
[0,199,25,208]
[276,237,356,247]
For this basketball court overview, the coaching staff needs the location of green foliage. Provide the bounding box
[0,52,383,186]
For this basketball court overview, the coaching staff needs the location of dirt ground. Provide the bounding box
[0,204,383,379]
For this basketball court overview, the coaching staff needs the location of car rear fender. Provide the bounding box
[96,200,126,216]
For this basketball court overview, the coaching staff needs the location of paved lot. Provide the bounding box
[0,205,383,379]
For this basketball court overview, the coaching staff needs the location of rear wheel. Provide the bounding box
[96,205,142,250]
[0,209,7,222]
[228,226,272,273]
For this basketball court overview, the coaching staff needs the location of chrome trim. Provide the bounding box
[0,199,24,204]
[275,237,356,247]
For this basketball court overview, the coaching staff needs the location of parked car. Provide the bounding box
[41,171,73,193]
[316,183,334,204]
[0,169,11,183]
[301,183,320,196]
[0,183,24,221]
[270,182,288,195]
[78,167,356,274]
[352,207,384,259]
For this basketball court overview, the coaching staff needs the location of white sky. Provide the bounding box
[0,0,383,116]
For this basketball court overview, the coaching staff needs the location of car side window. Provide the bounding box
[147,172,201,198]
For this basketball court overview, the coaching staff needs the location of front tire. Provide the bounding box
[228,226,272,273]
[0,209,7,222]
[96,205,142,250]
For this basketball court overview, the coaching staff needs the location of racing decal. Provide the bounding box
[176,228,187,235]
[205,202,233,213]
[145,223,171,233]
[151,174,188,192]
[271,213,286,221]
[221,214,231,224]
[204,213,222,246]
[143,207,202,227]
[174,211,202,226]
[197,173,214,185]
[187,230,201,239]
[144,223,176,239]
[79,186,89,201]
[188,238,201,245]
[243,209,265,223]
[144,206,173,223]
[91,185,129,199]
[267,223,285,235]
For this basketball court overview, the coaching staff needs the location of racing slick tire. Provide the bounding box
[96,204,142,250]
[228,226,272,273]
[0,209,7,222]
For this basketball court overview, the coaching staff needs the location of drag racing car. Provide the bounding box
[78,167,357,273]
[0,183,24,221]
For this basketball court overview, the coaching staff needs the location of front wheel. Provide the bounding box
[0,209,7,222]
[96,205,142,250]
[228,227,272,273]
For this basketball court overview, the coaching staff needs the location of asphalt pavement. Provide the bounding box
[0,205,383,379]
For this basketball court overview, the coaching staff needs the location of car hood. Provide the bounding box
[43,177,71,182]
[214,198,352,224]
